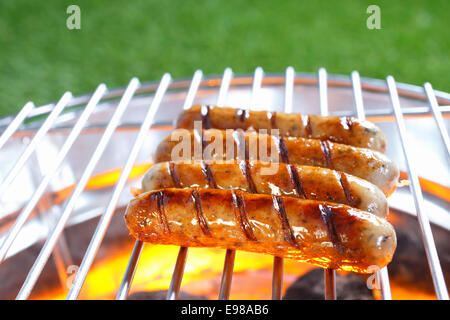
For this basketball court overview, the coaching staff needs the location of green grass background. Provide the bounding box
[1,0,449,117]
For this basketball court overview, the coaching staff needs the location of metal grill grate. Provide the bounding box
[0,67,449,300]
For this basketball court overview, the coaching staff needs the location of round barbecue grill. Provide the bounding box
[0,67,449,300]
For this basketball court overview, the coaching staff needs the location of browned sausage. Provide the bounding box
[175,105,387,152]
[125,188,396,273]
[154,129,399,196]
[142,161,388,218]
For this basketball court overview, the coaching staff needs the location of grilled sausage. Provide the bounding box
[175,105,387,152]
[154,129,399,195]
[125,188,396,273]
[142,161,389,218]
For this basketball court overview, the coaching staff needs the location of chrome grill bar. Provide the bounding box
[318,68,329,117]
[215,68,234,299]
[116,239,144,300]
[351,71,365,121]
[183,70,203,110]
[318,68,337,300]
[424,82,450,160]
[250,67,264,107]
[324,268,336,300]
[351,71,392,300]
[378,267,392,300]
[0,102,35,150]
[284,66,295,114]
[271,256,284,300]
[217,68,233,107]
[217,67,264,300]
[387,76,449,300]
[218,248,236,300]
[271,66,295,300]
[112,74,172,301]
[166,69,206,301]
[0,92,72,197]
[15,78,141,299]
[166,246,189,300]
[66,74,171,300]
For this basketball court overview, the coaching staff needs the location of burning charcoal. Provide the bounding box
[283,269,374,300]
[386,210,450,295]
[128,290,207,300]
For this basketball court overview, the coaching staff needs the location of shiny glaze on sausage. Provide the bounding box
[154,129,399,195]
[142,161,388,218]
[125,188,396,273]
[175,105,387,152]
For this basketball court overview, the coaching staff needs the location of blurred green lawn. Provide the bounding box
[1,0,449,117]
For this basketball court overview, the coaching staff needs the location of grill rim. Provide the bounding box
[1,71,450,130]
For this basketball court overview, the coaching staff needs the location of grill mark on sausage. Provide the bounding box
[231,190,257,241]
[191,189,211,236]
[236,108,249,123]
[272,195,298,247]
[287,164,307,199]
[201,160,217,188]
[239,160,257,193]
[155,191,170,234]
[269,112,278,130]
[200,130,208,156]
[346,117,355,131]
[305,115,313,136]
[168,162,182,188]
[319,204,344,254]
[244,140,250,161]
[277,136,290,163]
[200,105,211,129]
[320,140,334,169]
[338,171,357,208]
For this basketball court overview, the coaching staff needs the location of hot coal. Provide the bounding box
[283,269,374,300]
[386,210,450,296]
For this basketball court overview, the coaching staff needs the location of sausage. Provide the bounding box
[125,188,396,273]
[154,129,399,196]
[175,105,387,152]
[142,161,388,218]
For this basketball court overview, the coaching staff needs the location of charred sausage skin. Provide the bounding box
[142,161,388,218]
[154,129,399,195]
[175,105,387,152]
[125,188,396,273]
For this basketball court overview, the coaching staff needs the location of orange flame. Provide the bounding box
[34,244,312,300]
